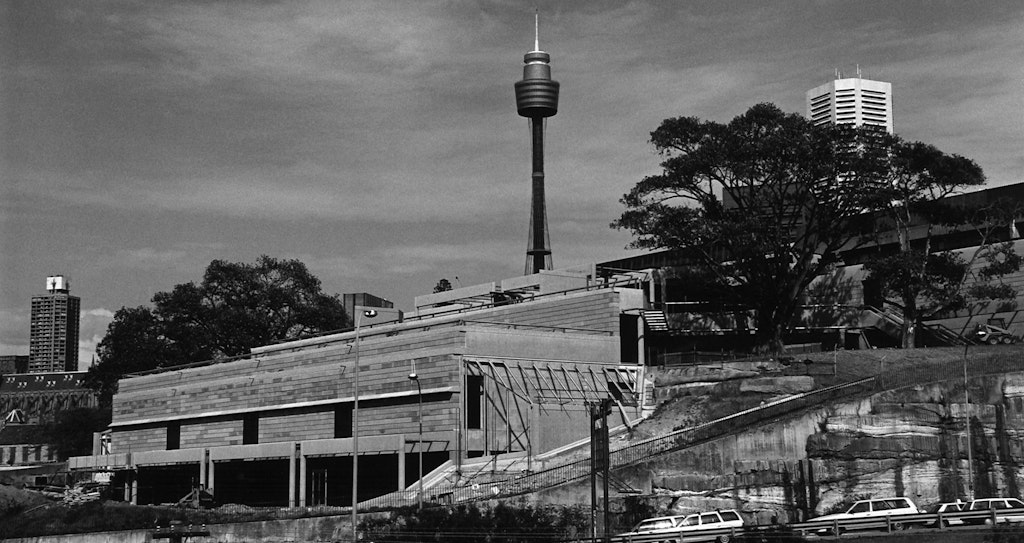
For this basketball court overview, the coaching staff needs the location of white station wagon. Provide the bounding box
[965,497,1024,524]
[621,510,745,542]
[814,497,921,532]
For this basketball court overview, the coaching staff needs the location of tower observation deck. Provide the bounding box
[514,15,559,275]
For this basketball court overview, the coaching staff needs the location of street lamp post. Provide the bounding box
[408,371,424,510]
[963,342,974,500]
[352,307,377,542]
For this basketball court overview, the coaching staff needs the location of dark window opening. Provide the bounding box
[620,314,639,364]
[334,404,353,438]
[167,421,180,450]
[242,414,259,445]
[466,375,483,429]
[608,381,630,404]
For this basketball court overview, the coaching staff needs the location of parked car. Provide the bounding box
[623,515,686,536]
[813,497,921,533]
[925,501,966,527]
[964,497,1024,525]
[676,510,745,542]
[619,510,744,543]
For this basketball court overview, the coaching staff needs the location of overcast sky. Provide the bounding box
[2,0,1022,367]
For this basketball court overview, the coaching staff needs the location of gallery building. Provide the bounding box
[70,269,651,507]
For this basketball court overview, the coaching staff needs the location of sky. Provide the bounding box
[2,0,1022,367]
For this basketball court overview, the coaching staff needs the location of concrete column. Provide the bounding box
[636,315,646,366]
[298,453,307,507]
[288,443,297,508]
[130,475,138,505]
[397,434,406,490]
[208,461,215,498]
[199,450,208,489]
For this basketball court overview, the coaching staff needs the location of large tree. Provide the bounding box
[860,145,1015,347]
[86,256,349,407]
[44,407,112,460]
[612,103,884,354]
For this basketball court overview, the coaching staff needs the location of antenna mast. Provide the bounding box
[534,10,540,51]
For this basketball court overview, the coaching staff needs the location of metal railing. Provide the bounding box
[386,377,876,508]
[594,506,1021,543]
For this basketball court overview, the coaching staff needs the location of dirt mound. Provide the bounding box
[0,483,54,515]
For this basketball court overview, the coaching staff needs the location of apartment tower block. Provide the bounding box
[29,275,80,373]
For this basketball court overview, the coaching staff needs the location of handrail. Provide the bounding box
[411,377,876,505]
[599,507,1019,543]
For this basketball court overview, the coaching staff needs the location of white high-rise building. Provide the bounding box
[806,76,893,133]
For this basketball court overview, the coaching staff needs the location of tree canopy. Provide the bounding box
[86,256,349,406]
[859,144,1019,346]
[612,103,883,353]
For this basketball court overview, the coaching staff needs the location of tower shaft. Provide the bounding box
[526,118,552,274]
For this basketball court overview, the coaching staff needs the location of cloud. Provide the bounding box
[76,307,116,368]
[107,245,225,271]
[0,310,29,356]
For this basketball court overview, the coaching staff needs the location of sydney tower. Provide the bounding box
[514,16,559,275]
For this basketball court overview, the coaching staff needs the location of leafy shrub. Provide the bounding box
[360,503,589,543]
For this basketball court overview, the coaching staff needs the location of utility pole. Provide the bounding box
[590,398,612,542]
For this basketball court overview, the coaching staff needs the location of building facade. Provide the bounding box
[806,76,893,133]
[29,276,81,373]
[0,355,29,375]
[70,272,650,507]
[0,371,97,466]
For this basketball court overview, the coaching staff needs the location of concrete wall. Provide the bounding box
[112,329,467,454]
[465,327,619,363]
[3,514,362,543]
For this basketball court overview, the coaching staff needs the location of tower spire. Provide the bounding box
[514,13,560,275]
[534,10,539,51]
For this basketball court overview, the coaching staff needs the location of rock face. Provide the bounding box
[618,373,1024,523]
[538,361,1024,528]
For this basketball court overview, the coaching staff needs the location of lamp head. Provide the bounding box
[408,372,418,381]
[363,309,378,318]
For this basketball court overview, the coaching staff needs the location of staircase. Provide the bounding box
[861,305,972,347]
[641,310,669,331]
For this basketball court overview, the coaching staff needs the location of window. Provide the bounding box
[311,469,328,506]
[849,502,870,513]
[242,414,259,445]
[720,511,741,521]
[700,513,718,525]
[335,404,353,438]
[167,421,180,450]
[620,314,639,363]
[466,375,483,429]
